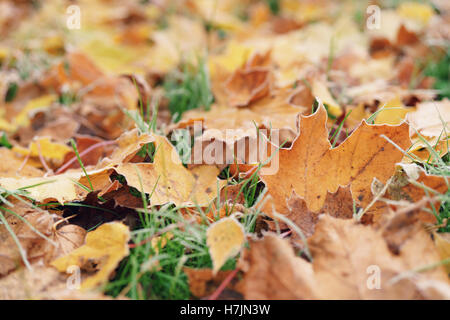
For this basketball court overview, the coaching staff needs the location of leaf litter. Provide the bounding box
[0,0,449,300]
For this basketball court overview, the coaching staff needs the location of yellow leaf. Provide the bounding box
[0,168,112,204]
[398,2,434,25]
[43,35,65,55]
[434,232,450,274]
[97,129,154,168]
[206,217,245,274]
[12,137,72,163]
[115,135,226,206]
[151,232,174,254]
[375,97,412,125]
[312,80,342,117]
[51,222,130,290]
[14,94,57,128]
[209,41,252,77]
[80,39,147,75]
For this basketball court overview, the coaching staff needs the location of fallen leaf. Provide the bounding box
[183,267,243,299]
[207,216,245,274]
[239,234,317,299]
[265,185,357,243]
[0,148,43,178]
[0,168,113,204]
[97,129,154,168]
[225,68,271,107]
[312,80,342,117]
[308,215,448,299]
[241,216,450,299]
[374,97,412,125]
[0,199,53,276]
[12,137,72,167]
[115,135,226,206]
[261,103,410,216]
[434,232,450,274]
[387,164,448,223]
[406,99,450,159]
[51,222,130,290]
[45,224,87,263]
[397,2,435,25]
[12,94,57,130]
[407,99,450,138]
[0,266,113,300]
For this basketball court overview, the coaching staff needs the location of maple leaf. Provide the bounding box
[264,184,356,242]
[261,103,410,215]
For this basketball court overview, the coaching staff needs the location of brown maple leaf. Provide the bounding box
[261,103,410,216]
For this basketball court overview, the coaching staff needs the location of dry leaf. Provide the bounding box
[374,97,412,125]
[407,99,450,138]
[0,148,43,178]
[0,200,53,276]
[45,224,87,263]
[265,185,357,242]
[239,234,317,299]
[183,267,243,299]
[309,215,448,299]
[0,266,113,300]
[434,232,450,274]
[98,129,154,168]
[179,86,306,145]
[115,135,226,206]
[225,68,271,107]
[387,164,448,223]
[207,216,245,274]
[51,222,130,290]
[241,216,449,299]
[12,137,72,169]
[0,168,113,204]
[261,103,410,216]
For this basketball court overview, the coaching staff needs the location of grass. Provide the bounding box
[104,151,269,299]
[380,117,449,231]
[70,139,94,192]
[265,0,280,15]
[104,168,264,299]
[105,205,210,299]
[0,132,12,148]
[103,126,289,299]
[163,58,213,123]
[4,82,18,102]
[425,48,450,100]
[436,153,450,232]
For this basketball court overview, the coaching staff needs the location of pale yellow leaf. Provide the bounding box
[206,217,245,274]
[51,222,130,290]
